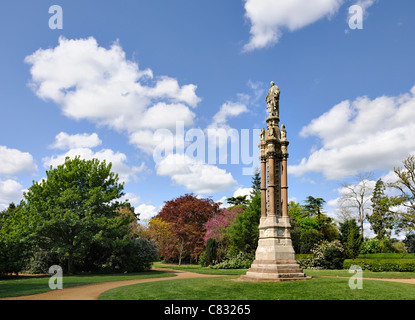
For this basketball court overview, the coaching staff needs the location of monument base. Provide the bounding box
[240,260,309,281]
[240,215,310,282]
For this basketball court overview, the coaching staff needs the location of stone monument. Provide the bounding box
[240,82,308,281]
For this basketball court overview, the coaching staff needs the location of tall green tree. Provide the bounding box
[368,178,394,239]
[338,218,362,259]
[228,193,261,253]
[23,156,131,273]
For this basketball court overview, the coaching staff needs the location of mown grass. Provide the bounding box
[99,275,415,300]
[0,270,175,298]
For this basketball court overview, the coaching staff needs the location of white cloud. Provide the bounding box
[243,0,378,51]
[0,146,37,177]
[50,132,102,150]
[290,86,415,180]
[43,147,146,184]
[25,37,201,155]
[243,0,344,51]
[233,187,253,199]
[156,154,237,194]
[210,101,248,128]
[135,204,159,220]
[0,179,24,210]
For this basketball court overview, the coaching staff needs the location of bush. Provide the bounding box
[358,253,415,259]
[102,238,159,273]
[303,240,345,269]
[210,251,254,269]
[26,249,64,274]
[344,258,415,272]
[360,238,397,254]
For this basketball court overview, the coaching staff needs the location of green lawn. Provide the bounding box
[0,270,175,298]
[99,275,415,300]
[98,263,415,300]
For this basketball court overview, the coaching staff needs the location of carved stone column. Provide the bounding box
[281,125,289,217]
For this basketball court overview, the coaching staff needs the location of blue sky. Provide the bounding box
[1,1,415,233]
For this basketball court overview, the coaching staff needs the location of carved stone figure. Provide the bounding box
[266,81,280,116]
[281,124,286,139]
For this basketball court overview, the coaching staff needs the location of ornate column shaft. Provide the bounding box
[259,130,267,218]
[281,125,289,217]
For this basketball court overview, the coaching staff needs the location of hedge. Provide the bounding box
[344,258,415,272]
[357,253,415,259]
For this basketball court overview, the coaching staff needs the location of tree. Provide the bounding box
[147,217,177,261]
[226,195,249,206]
[204,206,244,263]
[338,219,362,259]
[204,207,243,243]
[227,193,261,253]
[388,155,415,233]
[0,202,31,275]
[304,196,326,218]
[368,178,394,239]
[23,156,131,273]
[339,172,374,239]
[156,194,220,264]
[303,196,337,241]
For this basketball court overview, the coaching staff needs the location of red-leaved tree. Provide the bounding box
[156,194,220,264]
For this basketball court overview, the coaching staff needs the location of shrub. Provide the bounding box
[303,240,345,269]
[103,238,159,273]
[360,238,397,254]
[344,258,415,272]
[26,249,64,274]
[210,251,254,269]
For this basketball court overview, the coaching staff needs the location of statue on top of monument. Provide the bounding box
[266,81,280,117]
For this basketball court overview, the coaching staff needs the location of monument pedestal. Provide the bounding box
[240,216,308,281]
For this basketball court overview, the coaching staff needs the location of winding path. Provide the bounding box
[0,268,226,300]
